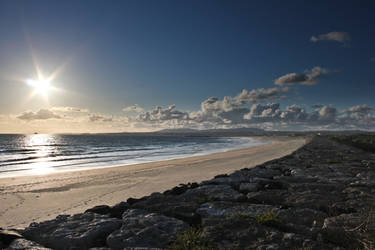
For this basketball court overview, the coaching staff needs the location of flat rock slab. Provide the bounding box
[23,212,122,250]
[107,209,189,249]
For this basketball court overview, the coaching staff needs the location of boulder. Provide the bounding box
[7,238,51,250]
[106,209,189,249]
[182,184,245,202]
[110,202,130,218]
[23,213,122,250]
[85,205,111,215]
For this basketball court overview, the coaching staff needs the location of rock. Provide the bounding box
[85,205,111,215]
[131,193,200,225]
[7,238,51,250]
[239,183,259,193]
[23,212,122,250]
[182,184,246,202]
[0,229,23,246]
[110,202,130,218]
[202,171,249,187]
[247,167,282,179]
[197,201,275,219]
[163,182,199,195]
[278,208,327,228]
[106,209,189,249]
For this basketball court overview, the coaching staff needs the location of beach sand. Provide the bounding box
[0,136,306,229]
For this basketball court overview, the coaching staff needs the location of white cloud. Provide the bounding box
[51,106,89,113]
[123,105,145,113]
[310,31,350,44]
[235,87,289,103]
[274,66,329,86]
[17,109,61,121]
[89,114,113,122]
[137,105,189,123]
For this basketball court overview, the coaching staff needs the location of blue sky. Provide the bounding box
[0,0,374,132]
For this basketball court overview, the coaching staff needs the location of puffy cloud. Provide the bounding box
[17,109,61,121]
[244,103,281,122]
[123,105,145,113]
[235,87,289,103]
[51,106,89,113]
[319,106,337,121]
[274,67,329,86]
[311,104,324,109]
[137,105,189,123]
[370,57,375,62]
[310,31,350,44]
[280,104,309,122]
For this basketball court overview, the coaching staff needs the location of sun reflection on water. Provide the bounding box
[25,134,56,175]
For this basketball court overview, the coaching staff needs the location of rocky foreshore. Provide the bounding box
[1,136,375,250]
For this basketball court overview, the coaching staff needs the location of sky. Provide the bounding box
[0,0,374,133]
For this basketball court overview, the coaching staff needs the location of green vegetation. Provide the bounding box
[169,227,214,250]
[197,195,213,204]
[231,209,280,226]
[253,209,280,225]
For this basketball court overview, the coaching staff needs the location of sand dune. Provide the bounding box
[0,137,306,229]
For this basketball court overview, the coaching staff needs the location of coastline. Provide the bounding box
[0,136,306,228]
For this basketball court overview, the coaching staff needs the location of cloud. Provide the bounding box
[17,109,61,121]
[371,57,375,62]
[123,105,145,113]
[89,114,113,122]
[244,103,281,122]
[235,87,289,103]
[310,31,350,44]
[51,106,89,113]
[137,105,189,123]
[319,105,337,121]
[274,66,329,86]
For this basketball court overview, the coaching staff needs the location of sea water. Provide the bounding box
[0,134,267,177]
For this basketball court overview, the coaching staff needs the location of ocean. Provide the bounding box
[0,134,267,177]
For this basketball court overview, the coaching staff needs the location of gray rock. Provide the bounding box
[239,182,259,193]
[23,212,122,250]
[182,184,245,202]
[278,208,327,228]
[197,201,275,218]
[85,205,111,215]
[106,209,189,249]
[7,238,51,250]
[110,201,130,218]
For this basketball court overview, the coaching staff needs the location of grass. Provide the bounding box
[231,209,280,226]
[197,195,213,204]
[253,209,280,225]
[169,227,214,250]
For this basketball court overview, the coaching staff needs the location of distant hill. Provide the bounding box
[155,127,266,137]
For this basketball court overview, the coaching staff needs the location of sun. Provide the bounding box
[26,76,53,98]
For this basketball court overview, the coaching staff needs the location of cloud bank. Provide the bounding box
[17,109,61,121]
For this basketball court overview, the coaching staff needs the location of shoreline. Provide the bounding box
[0,136,268,179]
[0,136,306,229]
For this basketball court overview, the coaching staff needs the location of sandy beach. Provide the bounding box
[0,137,306,229]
